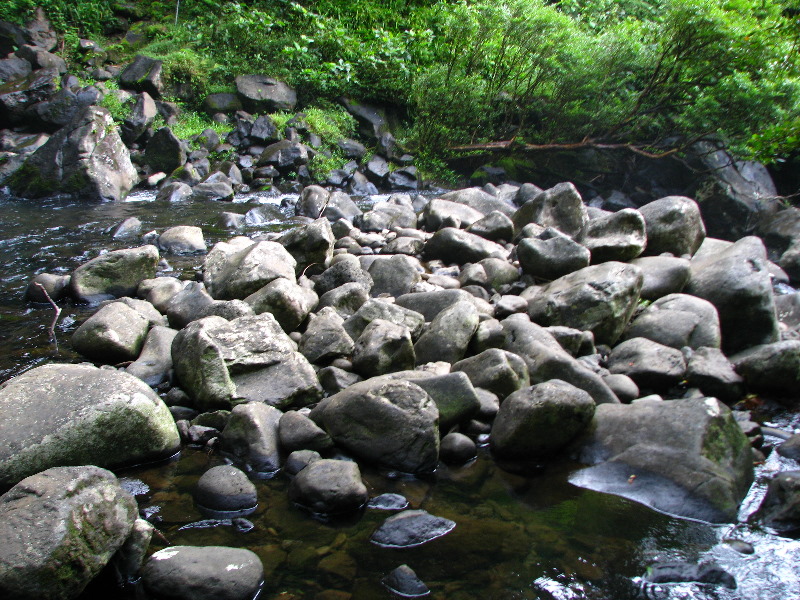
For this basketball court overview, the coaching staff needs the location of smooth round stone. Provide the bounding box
[284,449,321,475]
[194,465,257,514]
[367,493,409,511]
[371,509,456,548]
[382,564,430,598]
[440,432,477,465]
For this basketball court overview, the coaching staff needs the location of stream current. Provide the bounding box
[0,189,798,600]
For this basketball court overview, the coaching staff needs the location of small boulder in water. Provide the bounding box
[371,509,456,548]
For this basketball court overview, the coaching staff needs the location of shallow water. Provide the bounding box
[1,190,798,600]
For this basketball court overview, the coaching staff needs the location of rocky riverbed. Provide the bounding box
[1,177,800,600]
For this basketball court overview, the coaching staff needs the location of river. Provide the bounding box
[0,189,798,600]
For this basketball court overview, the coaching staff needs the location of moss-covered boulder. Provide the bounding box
[69,245,159,304]
[0,364,180,490]
[0,466,137,600]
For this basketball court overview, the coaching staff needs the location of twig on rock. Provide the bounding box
[34,282,62,352]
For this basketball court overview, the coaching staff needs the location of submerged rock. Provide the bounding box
[288,459,368,514]
[383,564,430,598]
[371,509,456,548]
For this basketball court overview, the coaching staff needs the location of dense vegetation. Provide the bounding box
[2,0,799,166]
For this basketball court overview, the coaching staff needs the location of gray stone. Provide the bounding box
[221,403,283,474]
[204,237,296,300]
[110,518,154,586]
[512,182,587,236]
[15,44,65,73]
[25,272,70,302]
[371,509,455,548]
[72,301,150,363]
[310,378,439,473]
[70,245,159,304]
[357,202,417,232]
[639,195,706,257]
[468,210,515,242]
[317,281,369,317]
[138,277,184,313]
[353,319,415,377]
[491,380,595,460]
[440,187,516,217]
[126,325,178,387]
[602,373,639,403]
[171,314,321,410]
[257,140,308,171]
[120,91,156,145]
[344,298,425,341]
[119,54,163,98]
[318,365,363,395]
[199,299,255,321]
[572,397,753,522]
[452,348,529,400]
[314,256,373,296]
[278,410,333,453]
[279,218,335,276]
[686,347,744,404]
[244,277,318,332]
[203,92,242,114]
[414,300,479,365]
[299,307,354,364]
[0,55,31,82]
[389,371,481,432]
[9,106,137,201]
[141,546,264,600]
[395,289,486,323]
[423,198,485,231]
[0,67,59,126]
[383,564,430,597]
[731,341,800,397]
[0,364,179,488]
[368,254,422,297]
[607,337,687,392]
[145,126,186,174]
[517,230,591,281]
[629,256,691,300]
[753,471,800,534]
[165,281,214,329]
[382,236,425,256]
[288,459,368,514]
[623,293,721,349]
[424,227,509,263]
[158,225,205,254]
[579,208,646,263]
[235,75,296,113]
[284,450,321,475]
[686,236,779,354]
[195,465,257,513]
[526,261,643,346]
[155,181,192,202]
[440,432,477,465]
[0,466,137,600]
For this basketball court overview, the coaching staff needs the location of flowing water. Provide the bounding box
[0,189,799,600]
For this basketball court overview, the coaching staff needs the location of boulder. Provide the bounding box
[310,377,439,473]
[352,319,415,377]
[0,364,179,488]
[145,126,186,174]
[440,187,516,217]
[452,348,530,400]
[440,432,477,465]
[629,256,691,300]
[393,371,481,432]
[120,91,156,145]
[70,245,159,304]
[0,466,137,600]
[24,272,70,303]
[423,198,485,231]
[753,471,800,535]
[344,298,425,341]
[731,341,800,397]
[517,229,591,281]
[383,565,430,598]
[288,459,368,514]
[204,238,296,300]
[467,210,515,242]
[9,105,137,201]
[686,236,779,354]
[158,225,205,254]
[368,255,421,297]
[165,281,214,328]
[171,314,321,410]
[155,180,192,202]
[279,218,335,276]
[299,307,354,364]
[395,289,486,323]
[138,277,185,313]
[512,182,588,236]
[572,397,754,522]
[578,208,646,263]
[257,140,308,171]
[424,227,509,263]
[119,55,164,98]
[314,256,373,296]
[190,180,234,202]
[141,546,264,600]
[639,195,706,257]
[0,67,59,126]
[607,337,687,392]
[357,202,417,232]
[685,347,744,404]
[526,261,643,346]
[194,465,257,513]
[235,75,296,113]
[71,301,150,363]
[622,293,721,350]
[0,55,31,83]
[491,380,595,460]
[317,281,369,317]
[370,509,455,548]
[203,92,242,114]
[414,300,479,365]
[244,277,318,332]
[126,325,178,387]
[221,403,283,474]
[278,410,333,453]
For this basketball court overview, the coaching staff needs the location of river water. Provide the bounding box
[0,190,799,600]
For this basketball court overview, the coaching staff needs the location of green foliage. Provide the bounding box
[98,89,132,123]
[169,110,231,140]
[302,106,356,144]
[0,0,115,36]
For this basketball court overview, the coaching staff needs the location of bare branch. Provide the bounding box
[33,282,62,352]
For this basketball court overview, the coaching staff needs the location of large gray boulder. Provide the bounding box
[288,459,368,514]
[221,403,282,474]
[158,225,206,255]
[452,348,530,400]
[0,67,59,126]
[71,301,150,363]
[344,298,425,341]
[204,237,296,300]
[279,218,335,276]
[491,380,595,461]
[171,314,321,410]
[526,262,643,346]
[731,341,800,397]
[126,325,178,387]
[639,195,706,257]
[622,293,721,349]
[244,277,318,332]
[517,229,591,281]
[512,182,588,236]
[0,466,137,600]
[352,319,415,377]
[299,307,354,364]
[310,377,440,473]
[368,255,422,297]
[440,187,516,217]
[423,198,485,231]
[572,397,754,522]
[314,255,373,296]
[70,245,159,304]
[145,126,186,174]
[9,105,137,201]
[753,471,800,535]
[235,75,296,113]
[395,289,486,323]
[120,91,156,145]
[686,236,779,354]
[607,337,687,392]
[578,208,646,263]
[424,227,509,263]
[414,300,479,365]
[141,546,264,600]
[629,256,691,300]
[0,364,180,488]
[119,54,163,98]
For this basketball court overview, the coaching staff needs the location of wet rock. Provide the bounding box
[317,282,369,318]
[244,277,318,332]
[686,236,779,354]
[145,126,186,174]
[414,300,479,365]
[423,198,485,231]
[235,75,296,113]
[279,218,335,276]
[572,397,754,522]
[440,187,516,218]
[0,67,59,126]
[288,459,368,514]
[155,180,192,202]
[491,380,595,460]
[731,341,800,397]
[452,348,529,399]
[70,245,159,304]
[221,402,283,474]
[0,364,179,488]
[279,410,334,453]
[753,471,800,535]
[171,314,321,410]
[71,301,149,363]
[119,54,164,98]
[467,210,514,242]
[191,180,235,201]
[318,366,363,395]
[111,518,154,585]
[395,289,485,323]
[165,281,215,329]
[124,325,177,386]
[9,105,138,201]
[440,432,477,465]
[368,493,409,511]
[368,255,422,298]
[141,546,264,600]
[204,237,296,300]
[0,466,137,600]
[195,465,257,514]
[310,378,439,473]
[579,208,646,263]
[15,44,65,73]
[602,373,639,403]
[607,337,687,392]
[383,236,425,256]
[424,227,509,263]
[25,272,70,302]
[623,293,721,350]
[158,225,205,254]
[344,298,425,341]
[629,256,691,300]
[685,347,744,404]
[526,261,643,346]
[371,509,456,548]
[352,319,415,377]
[639,195,706,256]
[644,561,736,589]
[391,371,480,432]
[199,299,255,321]
[284,450,321,475]
[383,564,430,598]
[137,277,183,312]
[314,255,373,296]
[513,182,588,237]
[299,307,354,364]
[778,436,800,461]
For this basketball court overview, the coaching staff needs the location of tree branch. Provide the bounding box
[34,282,62,352]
